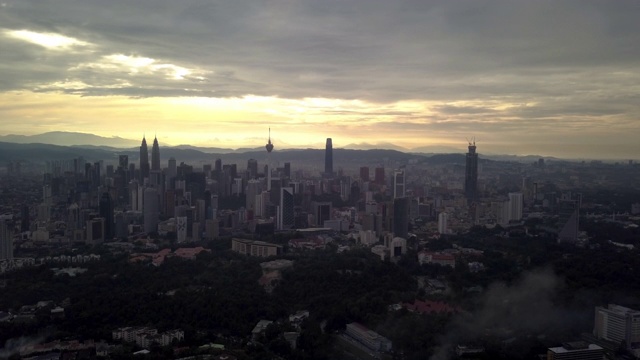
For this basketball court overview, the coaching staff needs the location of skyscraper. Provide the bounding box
[0,221,13,261]
[140,136,150,181]
[278,187,295,230]
[393,197,409,239]
[99,192,114,239]
[143,187,159,233]
[247,159,258,179]
[464,140,478,201]
[167,157,177,181]
[151,136,160,171]
[324,138,334,178]
[393,170,405,199]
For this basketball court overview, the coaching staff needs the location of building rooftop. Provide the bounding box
[604,304,640,316]
[548,343,602,353]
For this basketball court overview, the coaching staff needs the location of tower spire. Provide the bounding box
[265,127,274,153]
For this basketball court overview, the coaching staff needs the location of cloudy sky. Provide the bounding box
[1,0,639,158]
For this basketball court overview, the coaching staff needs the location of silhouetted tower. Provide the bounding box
[324,138,334,178]
[464,140,478,201]
[151,135,160,171]
[266,128,274,153]
[247,159,258,179]
[265,128,274,191]
[140,136,150,180]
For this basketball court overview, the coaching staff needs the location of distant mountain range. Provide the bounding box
[0,131,141,148]
[0,131,553,165]
[0,132,463,154]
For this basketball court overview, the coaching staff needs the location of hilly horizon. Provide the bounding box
[0,132,573,165]
[0,131,460,153]
[0,131,538,158]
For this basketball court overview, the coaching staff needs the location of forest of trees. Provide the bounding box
[2,223,640,359]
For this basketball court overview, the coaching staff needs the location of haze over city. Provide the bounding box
[1,0,640,159]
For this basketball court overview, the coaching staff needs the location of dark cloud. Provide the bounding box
[0,0,639,157]
[1,0,639,99]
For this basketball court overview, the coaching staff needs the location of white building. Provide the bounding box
[371,245,389,261]
[359,230,377,246]
[252,320,273,341]
[594,304,640,349]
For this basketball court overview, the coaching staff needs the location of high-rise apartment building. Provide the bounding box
[508,192,523,222]
[464,141,478,201]
[438,212,448,234]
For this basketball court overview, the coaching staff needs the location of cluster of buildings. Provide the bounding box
[2,127,625,271]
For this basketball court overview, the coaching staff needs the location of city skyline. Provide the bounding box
[1,1,640,159]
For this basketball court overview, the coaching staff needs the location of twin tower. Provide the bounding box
[139,135,160,179]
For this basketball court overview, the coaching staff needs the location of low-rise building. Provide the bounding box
[547,341,603,360]
[232,238,282,257]
[252,320,273,341]
[418,251,456,268]
[345,322,392,352]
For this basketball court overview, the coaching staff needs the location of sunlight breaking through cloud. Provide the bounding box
[72,54,205,81]
[3,29,92,50]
